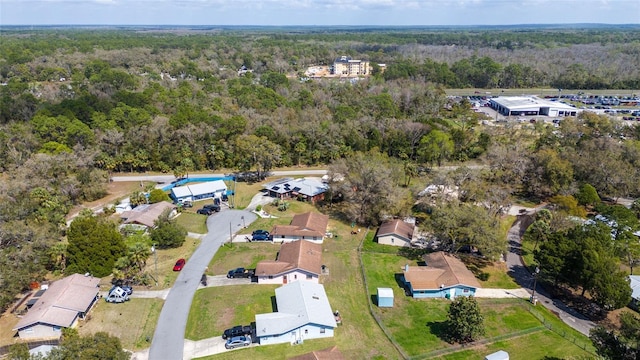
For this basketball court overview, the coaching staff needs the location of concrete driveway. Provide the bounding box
[148,209,257,360]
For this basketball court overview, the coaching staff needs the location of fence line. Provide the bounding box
[358,235,595,359]
[357,228,409,360]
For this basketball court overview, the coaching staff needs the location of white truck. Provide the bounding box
[105,286,130,303]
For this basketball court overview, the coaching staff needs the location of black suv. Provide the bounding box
[222,325,252,339]
[203,204,221,212]
[197,208,214,215]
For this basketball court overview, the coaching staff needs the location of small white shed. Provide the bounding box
[485,350,509,360]
[377,287,394,308]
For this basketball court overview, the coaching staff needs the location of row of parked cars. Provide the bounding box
[223,325,254,349]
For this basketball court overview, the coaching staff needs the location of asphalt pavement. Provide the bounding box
[506,211,596,336]
[148,209,257,360]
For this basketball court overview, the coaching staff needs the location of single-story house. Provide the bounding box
[263,178,329,203]
[255,281,337,345]
[271,212,330,244]
[120,201,177,229]
[170,180,227,203]
[376,219,415,247]
[255,240,322,284]
[288,346,345,360]
[402,251,481,299]
[13,274,100,340]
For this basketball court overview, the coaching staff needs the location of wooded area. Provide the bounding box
[1,26,640,315]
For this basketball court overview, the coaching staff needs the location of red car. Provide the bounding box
[173,258,186,271]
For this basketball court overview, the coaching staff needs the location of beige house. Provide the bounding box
[120,201,177,229]
[270,212,329,244]
[13,274,100,340]
[403,252,481,299]
[376,219,415,247]
[255,240,322,285]
[332,56,370,76]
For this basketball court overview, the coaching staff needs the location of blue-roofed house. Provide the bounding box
[170,180,227,203]
[263,178,328,203]
[255,281,337,345]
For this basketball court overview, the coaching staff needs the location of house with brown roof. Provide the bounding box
[255,240,322,284]
[402,251,481,299]
[270,212,329,244]
[376,219,415,247]
[120,201,177,229]
[13,274,100,340]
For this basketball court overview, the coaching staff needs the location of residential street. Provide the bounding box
[506,212,596,336]
[148,210,257,360]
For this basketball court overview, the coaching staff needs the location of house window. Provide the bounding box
[53,326,61,332]
[463,289,469,293]
[268,276,273,279]
[391,238,395,243]
[305,329,308,335]
[23,328,34,334]
[320,328,325,334]
[294,275,297,279]
[306,274,312,279]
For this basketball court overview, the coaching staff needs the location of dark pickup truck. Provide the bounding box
[222,325,252,339]
[227,267,255,279]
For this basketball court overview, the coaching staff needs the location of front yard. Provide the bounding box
[77,298,163,351]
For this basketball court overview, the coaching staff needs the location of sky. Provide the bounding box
[1,0,639,26]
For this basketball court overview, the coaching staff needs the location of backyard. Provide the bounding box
[360,247,594,359]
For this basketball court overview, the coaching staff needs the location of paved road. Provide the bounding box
[111,170,328,183]
[506,212,596,336]
[148,210,257,360]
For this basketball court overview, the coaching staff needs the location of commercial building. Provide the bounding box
[332,56,370,76]
[489,96,579,117]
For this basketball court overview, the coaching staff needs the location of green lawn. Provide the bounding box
[195,222,403,360]
[361,250,593,359]
[436,330,592,360]
[186,285,277,341]
[208,242,279,275]
[174,211,208,234]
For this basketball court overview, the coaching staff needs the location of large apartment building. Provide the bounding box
[332,56,370,76]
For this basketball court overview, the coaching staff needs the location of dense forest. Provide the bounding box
[1,27,640,312]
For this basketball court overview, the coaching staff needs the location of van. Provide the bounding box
[105,286,130,303]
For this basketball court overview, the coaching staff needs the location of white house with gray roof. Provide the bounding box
[170,180,227,203]
[255,281,337,345]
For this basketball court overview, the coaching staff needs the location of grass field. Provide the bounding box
[77,298,163,351]
[174,212,208,234]
[149,236,201,289]
[186,285,278,341]
[207,242,279,275]
[361,247,594,359]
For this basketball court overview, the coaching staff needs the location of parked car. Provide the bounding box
[173,258,186,271]
[109,285,133,296]
[105,287,130,303]
[252,230,269,236]
[180,201,193,208]
[251,231,270,241]
[203,204,221,212]
[227,267,255,279]
[222,325,252,339]
[197,208,214,215]
[225,335,251,349]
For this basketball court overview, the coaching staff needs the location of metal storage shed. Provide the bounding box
[377,287,394,307]
[484,350,509,360]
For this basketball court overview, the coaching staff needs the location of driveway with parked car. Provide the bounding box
[149,209,257,360]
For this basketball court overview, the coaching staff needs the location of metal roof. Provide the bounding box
[171,180,227,198]
[255,282,336,337]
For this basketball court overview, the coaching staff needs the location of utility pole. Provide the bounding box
[229,222,232,245]
[530,266,540,305]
